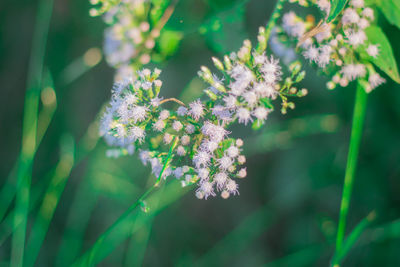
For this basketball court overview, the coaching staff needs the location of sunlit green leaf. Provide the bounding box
[363,26,400,83]
[376,0,400,30]
[327,0,349,23]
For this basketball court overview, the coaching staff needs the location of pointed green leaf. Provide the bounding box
[376,0,400,30]
[327,0,349,23]
[363,26,400,83]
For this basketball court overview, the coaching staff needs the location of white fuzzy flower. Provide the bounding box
[223,95,237,108]
[153,120,165,132]
[150,96,162,107]
[185,123,195,134]
[362,7,374,20]
[347,30,366,47]
[242,91,258,107]
[163,133,173,144]
[214,172,228,190]
[350,0,364,8]
[341,64,366,81]
[139,150,150,165]
[193,151,211,168]
[303,45,319,62]
[253,106,269,121]
[131,106,148,123]
[218,156,234,170]
[225,179,239,195]
[237,168,247,178]
[367,44,379,58]
[159,109,170,120]
[201,140,219,153]
[226,146,239,158]
[181,135,190,145]
[177,106,188,116]
[358,18,369,29]
[172,121,183,131]
[176,145,186,156]
[174,167,184,179]
[342,8,360,25]
[197,168,210,180]
[197,181,215,199]
[317,0,331,14]
[189,99,205,120]
[368,73,386,90]
[236,108,252,125]
[130,126,145,143]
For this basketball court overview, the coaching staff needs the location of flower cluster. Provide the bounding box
[90,0,178,81]
[100,26,307,199]
[276,0,386,92]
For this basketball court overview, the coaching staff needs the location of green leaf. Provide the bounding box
[376,0,400,30]
[199,0,248,54]
[363,26,400,83]
[327,0,349,23]
[157,29,183,58]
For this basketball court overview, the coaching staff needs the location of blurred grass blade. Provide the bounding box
[24,135,75,267]
[0,69,56,223]
[196,206,274,266]
[11,0,54,266]
[59,47,102,86]
[71,181,193,266]
[123,176,159,267]
[264,245,325,267]
[332,211,376,266]
[36,69,57,145]
[335,83,368,254]
[0,172,53,247]
[56,178,100,267]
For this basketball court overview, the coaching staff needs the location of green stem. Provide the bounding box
[334,83,368,261]
[265,0,286,40]
[71,137,179,266]
[10,0,54,266]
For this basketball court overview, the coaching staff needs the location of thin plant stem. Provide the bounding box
[71,137,179,266]
[334,82,368,260]
[265,0,286,40]
[10,0,54,266]
[24,135,75,267]
[332,211,376,266]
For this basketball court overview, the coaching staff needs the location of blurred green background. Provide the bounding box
[1,0,400,266]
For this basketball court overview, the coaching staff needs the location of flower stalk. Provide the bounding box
[335,81,368,257]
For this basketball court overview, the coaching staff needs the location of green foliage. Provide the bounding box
[155,29,183,60]
[375,0,400,30]
[363,26,400,83]
[327,0,349,23]
[199,0,248,53]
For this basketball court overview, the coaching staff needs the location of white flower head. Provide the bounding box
[236,108,252,125]
[131,106,148,123]
[177,106,188,116]
[197,181,215,200]
[225,179,239,195]
[213,172,228,190]
[366,44,379,58]
[368,73,385,91]
[189,99,205,120]
[253,106,269,121]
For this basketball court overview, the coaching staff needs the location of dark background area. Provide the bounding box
[1,0,400,266]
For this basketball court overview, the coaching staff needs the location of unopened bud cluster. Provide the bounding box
[100,27,307,199]
[276,0,385,93]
